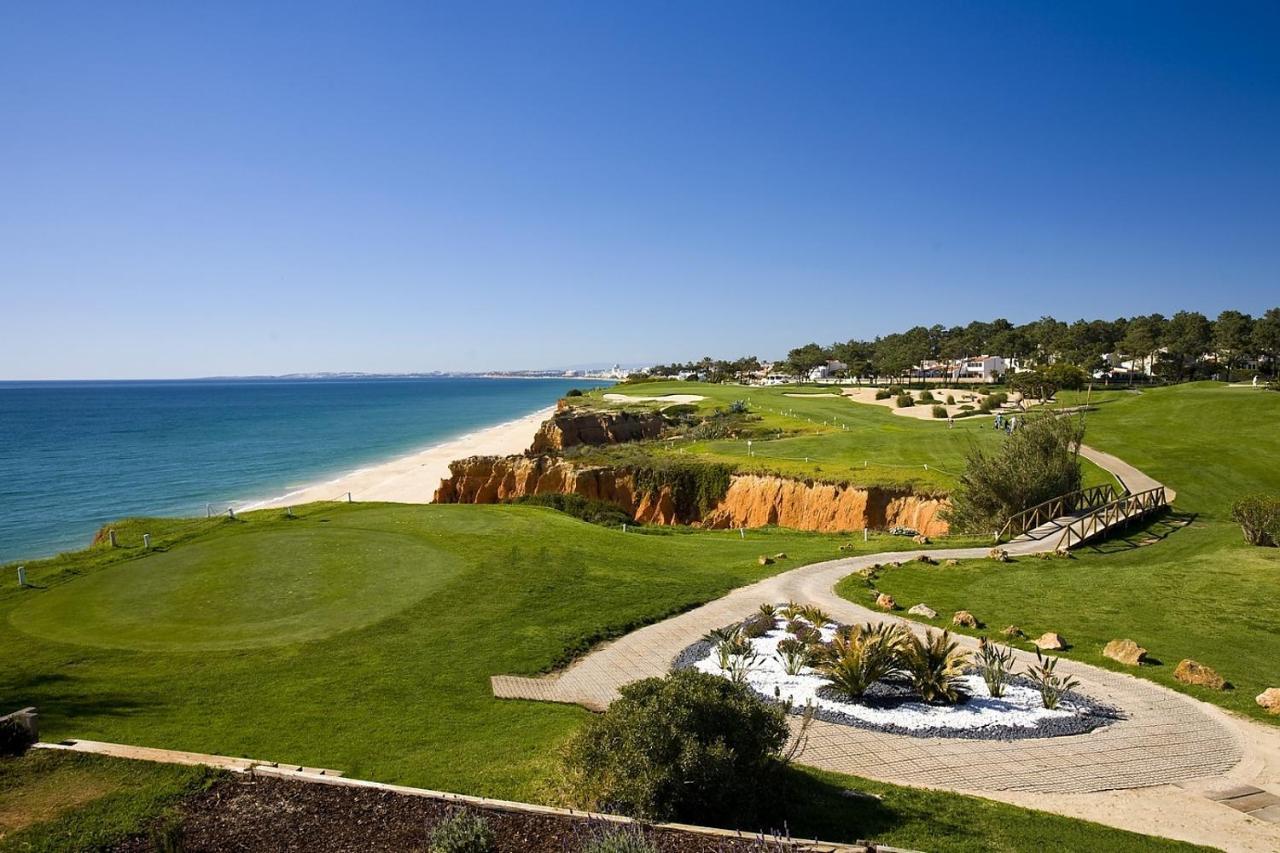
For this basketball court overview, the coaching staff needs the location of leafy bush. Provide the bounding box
[632,460,734,520]
[959,403,975,411]
[931,405,948,419]
[798,605,832,627]
[429,810,495,853]
[508,493,633,527]
[1229,493,1280,546]
[900,629,969,704]
[581,825,658,853]
[944,414,1085,533]
[566,388,584,397]
[946,394,956,405]
[729,399,749,414]
[973,638,1016,698]
[918,390,935,402]
[816,623,904,699]
[874,389,892,400]
[1025,649,1079,710]
[887,385,904,395]
[895,394,914,408]
[560,670,789,823]
[741,613,775,639]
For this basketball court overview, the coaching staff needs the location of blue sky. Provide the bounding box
[2,2,1277,379]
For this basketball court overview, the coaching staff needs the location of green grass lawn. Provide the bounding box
[581,380,1114,492]
[0,505,1197,850]
[839,382,1280,723]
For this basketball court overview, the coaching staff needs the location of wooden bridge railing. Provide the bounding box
[1052,486,1169,550]
[996,483,1121,542]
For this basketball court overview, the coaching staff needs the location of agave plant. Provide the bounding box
[724,650,762,684]
[779,600,804,621]
[973,637,1016,698]
[901,629,970,704]
[704,625,751,670]
[1025,648,1080,710]
[816,622,905,699]
[775,637,813,676]
[757,602,777,618]
[799,605,833,628]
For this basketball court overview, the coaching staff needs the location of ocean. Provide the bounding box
[0,377,605,564]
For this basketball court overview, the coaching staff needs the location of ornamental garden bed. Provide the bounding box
[674,605,1120,741]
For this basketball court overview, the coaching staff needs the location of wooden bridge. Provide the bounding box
[999,482,1170,550]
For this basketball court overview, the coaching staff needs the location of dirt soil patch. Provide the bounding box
[112,774,803,852]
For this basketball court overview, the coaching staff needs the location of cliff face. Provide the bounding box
[435,457,949,535]
[528,409,666,453]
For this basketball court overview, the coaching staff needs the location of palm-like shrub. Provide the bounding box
[816,622,905,699]
[798,605,832,628]
[1025,649,1080,710]
[973,637,1016,698]
[757,602,777,618]
[900,629,970,704]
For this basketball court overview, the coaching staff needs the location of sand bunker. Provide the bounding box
[603,393,706,404]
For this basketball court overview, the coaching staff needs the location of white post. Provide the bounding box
[286,506,293,518]
[228,507,235,520]
[206,503,212,518]
[739,527,745,539]
[864,528,869,542]
[143,533,151,549]
[747,440,753,457]
[108,529,117,547]
[622,523,627,533]
[17,566,26,587]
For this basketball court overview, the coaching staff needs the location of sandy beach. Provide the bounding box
[245,407,551,510]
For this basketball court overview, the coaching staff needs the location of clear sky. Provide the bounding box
[3,2,1277,379]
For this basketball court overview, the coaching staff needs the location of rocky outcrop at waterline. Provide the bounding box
[434,456,950,536]
[528,409,666,453]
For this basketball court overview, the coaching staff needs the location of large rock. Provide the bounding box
[907,603,937,619]
[988,548,1010,563]
[1256,688,1280,715]
[1103,639,1149,666]
[952,610,978,628]
[876,593,897,610]
[1001,625,1026,639]
[757,555,774,566]
[1174,659,1227,690]
[1034,632,1067,651]
[529,409,666,453]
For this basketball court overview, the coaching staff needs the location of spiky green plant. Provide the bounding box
[725,650,761,684]
[775,639,811,676]
[779,600,803,621]
[973,637,1016,698]
[799,605,832,628]
[901,629,970,705]
[816,622,905,699]
[1025,648,1080,709]
[757,602,777,618]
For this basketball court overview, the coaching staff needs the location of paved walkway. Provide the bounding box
[492,446,1280,851]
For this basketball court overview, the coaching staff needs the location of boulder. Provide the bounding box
[988,548,1010,563]
[875,593,897,610]
[944,559,959,567]
[772,552,788,560]
[1103,639,1149,666]
[915,554,935,565]
[757,555,774,566]
[1174,659,1227,690]
[1034,632,1067,651]
[1256,688,1280,715]
[908,603,937,619]
[952,610,978,628]
[1001,625,1026,639]
[912,534,930,545]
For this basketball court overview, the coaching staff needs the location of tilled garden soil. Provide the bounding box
[112,774,809,852]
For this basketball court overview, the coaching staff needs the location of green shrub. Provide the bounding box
[959,403,975,411]
[1229,493,1280,546]
[429,810,495,853]
[943,414,1085,533]
[729,399,749,414]
[566,388,584,397]
[887,385,905,396]
[946,394,956,405]
[741,613,774,639]
[931,405,948,419]
[900,629,969,705]
[508,493,633,527]
[895,394,914,408]
[874,389,892,400]
[815,623,904,699]
[1025,649,1080,710]
[560,670,788,823]
[632,460,734,520]
[581,825,658,853]
[973,638,1016,698]
[918,390,935,403]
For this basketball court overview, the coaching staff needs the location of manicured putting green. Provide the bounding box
[9,526,458,651]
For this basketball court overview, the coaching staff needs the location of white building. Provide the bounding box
[956,355,1006,381]
[808,360,848,381]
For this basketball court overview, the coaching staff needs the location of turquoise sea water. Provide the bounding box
[0,377,605,564]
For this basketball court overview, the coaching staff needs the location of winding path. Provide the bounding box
[492,446,1280,851]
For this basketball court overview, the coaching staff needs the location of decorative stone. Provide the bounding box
[1103,639,1149,666]
[988,548,1010,562]
[772,552,788,560]
[944,559,959,566]
[1034,632,1067,651]
[1174,659,1227,690]
[875,593,897,610]
[952,610,978,628]
[912,534,930,545]
[1001,625,1025,639]
[907,603,937,619]
[915,554,935,564]
[757,555,774,566]
[1256,688,1280,715]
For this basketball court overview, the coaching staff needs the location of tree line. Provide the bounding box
[646,308,1280,383]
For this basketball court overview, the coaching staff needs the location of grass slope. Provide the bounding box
[839,382,1280,723]
[1,505,1192,850]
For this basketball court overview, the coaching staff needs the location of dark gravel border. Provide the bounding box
[672,623,1123,742]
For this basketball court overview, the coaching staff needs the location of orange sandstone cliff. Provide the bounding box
[528,409,666,453]
[434,456,949,536]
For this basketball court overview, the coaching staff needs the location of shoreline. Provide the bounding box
[242,407,552,510]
